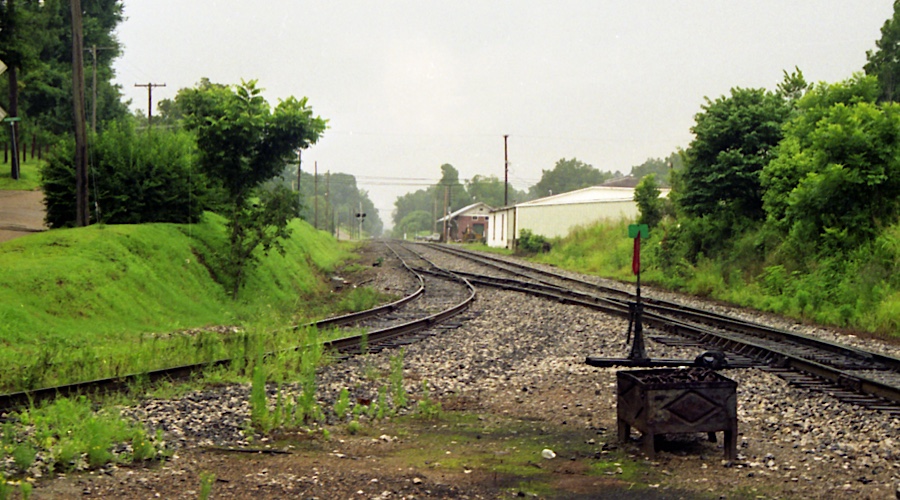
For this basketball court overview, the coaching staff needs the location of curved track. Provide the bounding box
[0,241,475,412]
[418,242,900,415]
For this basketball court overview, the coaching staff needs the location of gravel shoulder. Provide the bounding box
[28,242,900,499]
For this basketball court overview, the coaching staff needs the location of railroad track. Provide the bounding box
[0,241,475,412]
[416,242,900,416]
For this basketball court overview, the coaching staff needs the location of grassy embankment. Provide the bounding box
[0,211,376,393]
[519,219,900,341]
[0,156,43,191]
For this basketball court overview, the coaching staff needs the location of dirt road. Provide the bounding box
[0,190,46,242]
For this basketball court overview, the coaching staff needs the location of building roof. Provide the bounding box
[601,175,641,188]
[437,202,493,222]
[489,185,670,212]
[516,186,637,207]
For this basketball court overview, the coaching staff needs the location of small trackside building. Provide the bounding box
[486,186,669,249]
[436,202,493,242]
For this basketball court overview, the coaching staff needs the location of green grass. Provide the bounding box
[2,396,168,476]
[524,218,900,340]
[0,156,43,191]
[532,220,635,281]
[0,212,359,392]
[458,242,514,256]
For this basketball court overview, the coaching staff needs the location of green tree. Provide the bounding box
[629,152,682,187]
[152,98,185,129]
[311,172,381,237]
[465,174,507,208]
[634,173,663,227]
[776,67,809,104]
[529,158,612,198]
[0,0,127,141]
[865,1,900,102]
[391,163,465,232]
[177,79,326,298]
[762,74,900,252]
[395,210,433,238]
[678,87,790,223]
[438,163,471,210]
[392,186,439,233]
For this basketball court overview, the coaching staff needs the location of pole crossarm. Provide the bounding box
[134,82,167,127]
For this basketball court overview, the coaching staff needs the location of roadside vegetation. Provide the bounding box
[0,216,390,485]
[495,7,900,343]
[0,214,363,393]
[526,71,900,341]
[0,2,392,488]
[0,156,42,191]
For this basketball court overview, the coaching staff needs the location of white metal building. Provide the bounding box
[486,186,668,249]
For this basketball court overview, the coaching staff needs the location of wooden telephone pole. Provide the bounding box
[296,149,302,217]
[71,0,89,226]
[314,161,318,229]
[504,134,509,206]
[134,82,166,127]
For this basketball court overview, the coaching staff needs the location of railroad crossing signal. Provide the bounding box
[355,211,366,240]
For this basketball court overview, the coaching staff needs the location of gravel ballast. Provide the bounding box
[36,242,900,498]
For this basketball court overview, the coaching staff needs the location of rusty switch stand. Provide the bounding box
[586,226,716,368]
[625,265,648,361]
[627,227,648,361]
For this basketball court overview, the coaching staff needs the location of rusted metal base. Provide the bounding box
[616,368,738,460]
[586,350,734,369]
[586,357,696,368]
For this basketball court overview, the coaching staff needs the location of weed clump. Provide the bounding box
[415,380,442,419]
[0,396,167,480]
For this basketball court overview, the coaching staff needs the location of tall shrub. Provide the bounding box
[41,120,212,227]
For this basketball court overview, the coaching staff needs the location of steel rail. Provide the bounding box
[307,244,425,330]
[0,242,474,413]
[426,243,900,372]
[424,251,900,408]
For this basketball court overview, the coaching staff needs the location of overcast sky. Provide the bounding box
[112,1,894,227]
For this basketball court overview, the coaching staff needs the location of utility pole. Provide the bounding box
[432,195,438,235]
[504,134,509,206]
[442,185,449,242]
[71,0,89,226]
[314,161,318,229]
[134,82,166,127]
[5,0,20,180]
[296,149,302,217]
[325,171,331,235]
[87,45,115,134]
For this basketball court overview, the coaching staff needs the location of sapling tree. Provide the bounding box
[177,79,327,297]
[634,173,663,227]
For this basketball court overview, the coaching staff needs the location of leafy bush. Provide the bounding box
[762,75,900,253]
[2,396,167,476]
[518,229,550,254]
[333,388,351,419]
[634,173,663,227]
[41,120,215,228]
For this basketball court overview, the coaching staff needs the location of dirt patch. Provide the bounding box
[36,409,701,499]
[0,190,46,242]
